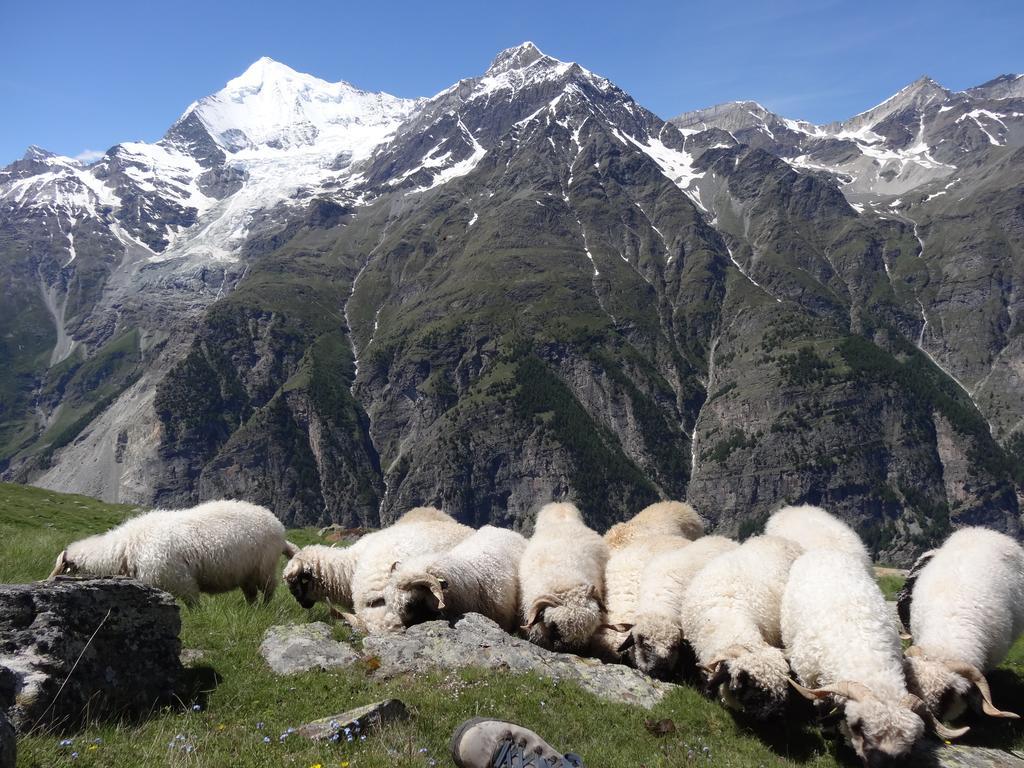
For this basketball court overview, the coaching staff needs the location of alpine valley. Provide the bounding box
[3,44,1023,563]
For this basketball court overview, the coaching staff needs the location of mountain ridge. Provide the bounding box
[2,44,1022,563]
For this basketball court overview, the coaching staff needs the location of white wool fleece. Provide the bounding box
[765,505,871,573]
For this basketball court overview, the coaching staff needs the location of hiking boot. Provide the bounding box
[450,717,586,768]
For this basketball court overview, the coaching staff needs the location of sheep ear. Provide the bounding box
[48,550,68,580]
[945,661,1021,719]
[389,561,400,574]
[616,633,636,654]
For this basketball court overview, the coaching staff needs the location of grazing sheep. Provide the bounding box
[604,501,704,551]
[384,525,528,632]
[782,549,967,767]
[900,527,1024,722]
[49,500,296,605]
[624,536,740,680]
[282,540,371,612]
[282,507,449,612]
[590,535,691,661]
[680,534,803,719]
[347,511,473,634]
[520,502,609,653]
[765,504,871,572]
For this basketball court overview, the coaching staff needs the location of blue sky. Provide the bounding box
[2,0,1021,164]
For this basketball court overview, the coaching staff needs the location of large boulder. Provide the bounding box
[0,578,182,732]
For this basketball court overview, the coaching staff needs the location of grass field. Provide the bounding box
[3,483,1024,767]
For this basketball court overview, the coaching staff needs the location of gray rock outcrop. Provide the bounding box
[259,622,360,675]
[362,613,673,709]
[0,578,182,732]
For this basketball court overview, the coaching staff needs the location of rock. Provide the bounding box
[0,708,13,768]
[298,699,409,741]
[911,743,1024,767]
[260,622,360,675]
[362,613,674,709]
[0,578,182,733]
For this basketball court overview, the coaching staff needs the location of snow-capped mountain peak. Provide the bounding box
[179,58,418,154]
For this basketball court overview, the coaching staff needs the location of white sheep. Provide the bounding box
[765,504,871,572]
[49,500,297,605]
[623,535,740,679]
[282,539,371,612]
[679,534,803,719]
[281,506,453,612]
[900,527,1024,722]
[782,548,967,765]
[520,502,609,653]
[604,500,704,551]
[590,535,691,661]
[384,525,528,632]
[347,511,473,634]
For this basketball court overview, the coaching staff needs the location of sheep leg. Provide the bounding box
[259,574,277,604]
[241,583,259,605]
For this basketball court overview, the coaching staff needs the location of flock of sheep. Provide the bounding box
[49,498,1024,766]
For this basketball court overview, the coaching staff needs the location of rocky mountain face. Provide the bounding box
[1,44,1021,561]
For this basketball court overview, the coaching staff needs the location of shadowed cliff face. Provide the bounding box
[1,47,1022,561]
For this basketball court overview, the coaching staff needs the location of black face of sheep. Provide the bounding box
[628,635,681,682]
[286,570,316,609]
[703,647,791,721]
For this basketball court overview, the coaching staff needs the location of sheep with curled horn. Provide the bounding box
[344,508,473,634]
[900,527,1024,724]
[623,535,739,680]
[384,525,528,632]
[519,502,609,653]
[589,533,691,663]
[680,535,804,719]
[282,506,453,614]
[782,549,969,767]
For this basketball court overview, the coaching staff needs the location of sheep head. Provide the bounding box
[522,584,604,653]
[702,645,791,720]
[904,646,1019,723]
[790,680,968,766]
[629,614,685,681]
[282,558,319,609]
[385,565,448,627]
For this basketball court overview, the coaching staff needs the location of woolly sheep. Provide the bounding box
[765,504,871,572]
[680,534,803,719]
[282,539,371,612]
[384,525,528,632]
[49,500,297,605]
[347,511,473,634]
[520,502,609,653]
[604,500,704,551]
[900,527,1024,723]
[782,549,966,766]
[590,534,691,661]
[281,506,451,612]
[623,535,740,680]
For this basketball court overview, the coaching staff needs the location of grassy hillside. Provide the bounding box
[2,483,1024,767]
